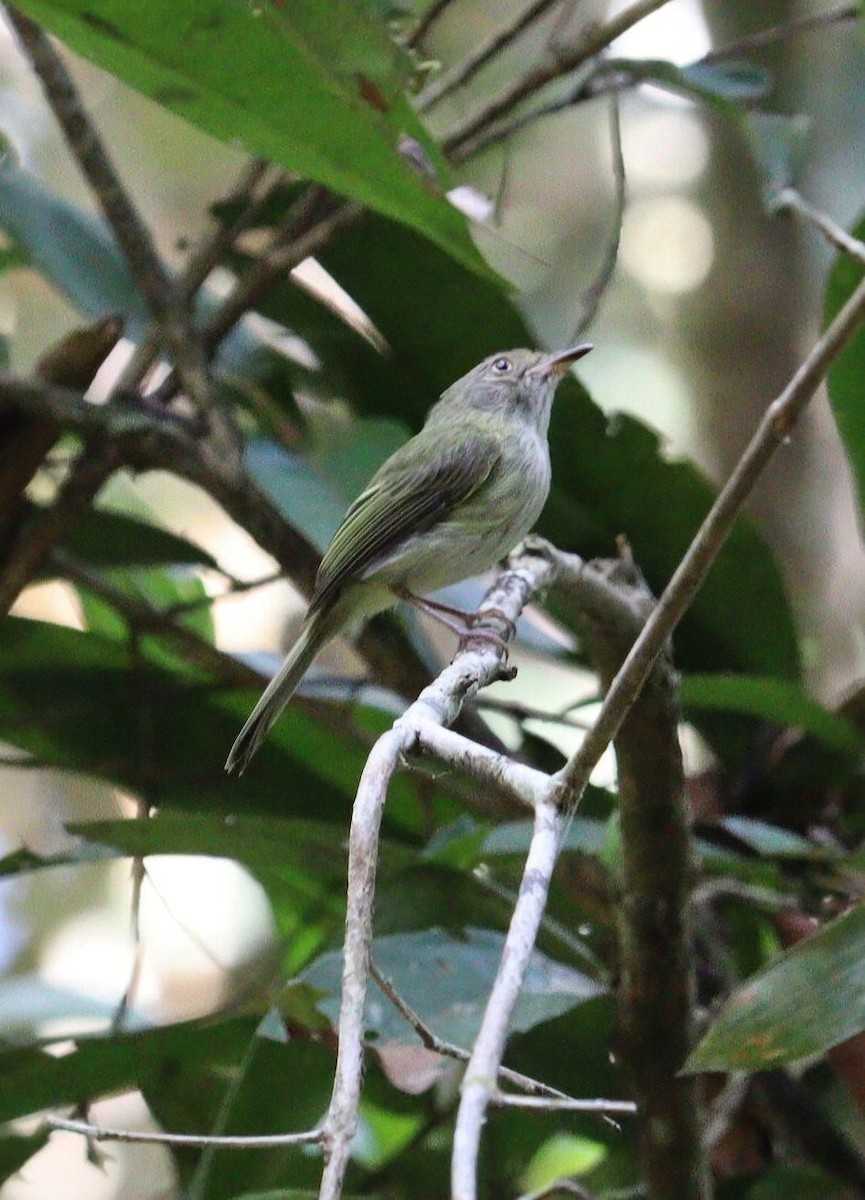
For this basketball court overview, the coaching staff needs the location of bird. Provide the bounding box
[226,344,592,774]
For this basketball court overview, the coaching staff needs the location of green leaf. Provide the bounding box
[0,975,139,1044]
[244,441,353,555]
[826,211,865,528]
[143,1034,333,1200]
[65,813,360,884]
[304,928,604,1046]
[681,674,862,755]
[0,159,149,328]
[685,903,865,1072]
[720,816,825,860]
[38,504,219,570]
[13,0,491,276]
[0,617,358,820]
[610,57,771,109]
[0,1015,258,1124]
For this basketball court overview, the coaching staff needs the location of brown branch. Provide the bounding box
[442,0,672,156]
[46,1113,323,1150]
[562,554,708,1200]
[6,7,212,414]
[554,261,865,812]
[701,4,860,64]
[406,0,457,48]
[0,439,120,617]
[417,0,563,110]
[201,197,364,356]
[775,187,865,264]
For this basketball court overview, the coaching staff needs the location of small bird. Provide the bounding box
[226,344,592,774]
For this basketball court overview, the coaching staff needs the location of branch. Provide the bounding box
[117,156,274,390]
[369,961,631,1111]
[319,550,556,1200]
[406,0,456,48]
[50,550,265,689]
[417,0,563,110]
[443,0,672,156]
[0,370,440,709]
[201,197,364,357]
[702,4,860,64]
[774,187,865,265]
[553,257,865,812]
[565,554,708,1199]
[46,1113,323,1150]
[5,7,212,414]
[451,794,563,1200]
[572,91,625,337]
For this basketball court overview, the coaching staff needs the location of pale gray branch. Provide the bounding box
[452,795,563,1200]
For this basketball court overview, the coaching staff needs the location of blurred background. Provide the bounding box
[1,1,864,1195]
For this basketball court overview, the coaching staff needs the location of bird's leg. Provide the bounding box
[398,589,516,659]
[398,588,474,636]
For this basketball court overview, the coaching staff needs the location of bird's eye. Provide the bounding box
[491,357,512,373]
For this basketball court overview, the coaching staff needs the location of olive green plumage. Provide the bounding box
[226,344,591,774]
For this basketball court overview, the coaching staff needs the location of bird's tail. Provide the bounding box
[225,615,329,775]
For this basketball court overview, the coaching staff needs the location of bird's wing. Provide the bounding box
[309,433,501,617]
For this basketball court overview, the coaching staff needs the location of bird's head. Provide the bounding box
[439,345,593,435]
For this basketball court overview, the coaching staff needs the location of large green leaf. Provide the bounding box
[825,212,865,528]
[35,503,219,571]
[0,617,377,822]
[12,0,489,275]
[681,674,863,755]
[144,1033,333,1200]
[0,1015,257,1123]
[685,903,865,1072]
[304,927,604,1046]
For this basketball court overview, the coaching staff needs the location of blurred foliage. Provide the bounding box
[1,1,865,1198]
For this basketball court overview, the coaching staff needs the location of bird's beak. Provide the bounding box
[535,343,593,378]
[542,345,590,376]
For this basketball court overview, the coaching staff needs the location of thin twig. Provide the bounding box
[491,1093,635,1114]
[406,0,457,48]
[52,550,265,688]
[476,693,594,730]
[452,796,563,1200]
[319,726,407,1200]
[0,442,119,617]
[46,1113,323,1149]
[573,90,625,338]
[0,371,443,712]
[572,556,708,1198]
[417,0,563,110]
[443,0,672,156]
[370,962,630,1111]
[775,187,865,265]
[201,199,363,356]
[6,7,212,413]
[163,570,284,617]
[116,157,274,391]
[553,266,865,811]
[701,4,859,64]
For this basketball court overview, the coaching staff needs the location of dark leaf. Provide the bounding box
[304,927,604,1046]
